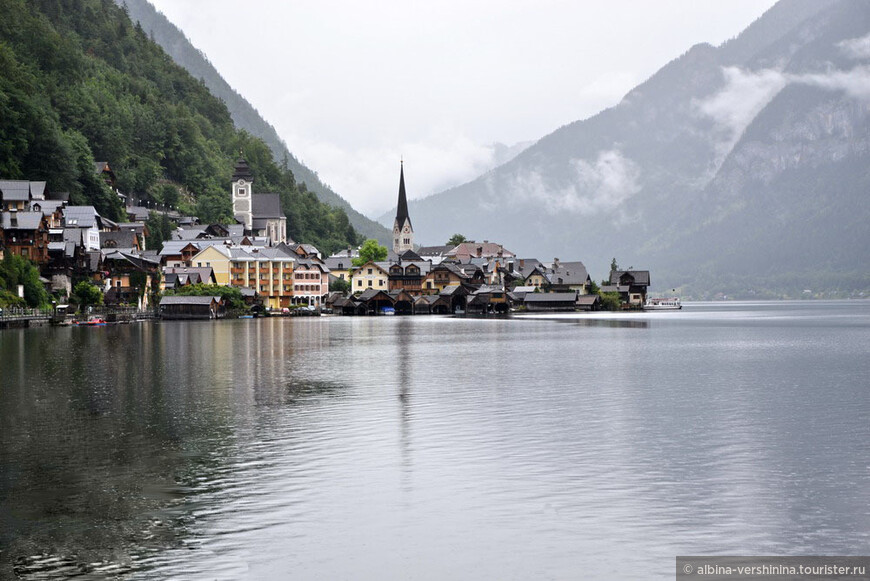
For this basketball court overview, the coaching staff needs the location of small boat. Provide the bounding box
[644,297,682,310]
[76,317,107,326]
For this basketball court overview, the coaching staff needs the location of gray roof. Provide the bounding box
[159,240,201,256]
[30,200,64,216]
[173,226,207,240]
[63,206,100,228]
[576,295,600,306]
[0,180,34,201]
[251,193,283,218]
[100,230,137,249]
[509,258,543,278]
[324,257,353,271]
[115,222,144,234]
[610,270,651,286]
[126,206,150,221]
[546,261,590,286]
[524,292,579,303]
[417,245,455,257]
[1,211,43,230]
[62,228,83,245]
[160,295,220,306]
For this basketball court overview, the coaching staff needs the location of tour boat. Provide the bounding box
[644,297,682,310]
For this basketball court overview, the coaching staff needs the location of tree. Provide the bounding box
[447,233,467,246]
[352,239,387,267]
[599,291,621,311]
[73,280,103,308]
[163,284,245,310]
[610,257,619,272]
[0,254,49,307]
[329,278,351,295]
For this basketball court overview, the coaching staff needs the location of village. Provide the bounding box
[0,157,653,321]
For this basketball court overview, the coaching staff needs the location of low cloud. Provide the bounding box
[695,63,870,162]
[695,67,788,138]
[286,131,513,218]
[498,149,641,216]
[839,32,870,60]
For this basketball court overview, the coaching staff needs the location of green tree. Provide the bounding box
[352,239,388,267]
[163,283,245,310]
[447,233,467,246]
[0,254,49,307]
[329,278,351,295]
[73,280,103,308]
[610,258,619,272]
[599,291,621,311]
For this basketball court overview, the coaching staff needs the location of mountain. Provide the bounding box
[116,0,391,245]
[0,0,360,254]
[399,0,870,297]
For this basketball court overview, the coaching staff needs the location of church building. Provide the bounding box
[392,161,414,255]
[231,155,288,244]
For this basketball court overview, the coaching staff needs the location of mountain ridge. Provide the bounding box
[395,0,869,296]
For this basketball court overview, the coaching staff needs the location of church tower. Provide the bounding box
[232,154,253,231]
[393,160,414,254]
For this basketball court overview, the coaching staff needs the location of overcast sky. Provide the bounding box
[149,0,779,218]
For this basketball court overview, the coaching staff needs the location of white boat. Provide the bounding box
[644,297,682,310]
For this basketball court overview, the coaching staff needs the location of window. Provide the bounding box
[367,268,372,275]
[379,280,384,287]
[357,280,362,287]
[368,280,372,287]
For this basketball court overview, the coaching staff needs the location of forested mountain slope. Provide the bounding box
[0,0,359,254]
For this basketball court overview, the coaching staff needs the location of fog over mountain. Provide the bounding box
[390,0,869,296]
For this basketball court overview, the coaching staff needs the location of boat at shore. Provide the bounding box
[74,317,107,326]
[644,297,682,310]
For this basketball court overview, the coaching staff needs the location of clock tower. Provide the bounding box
[392,160,414,254]
[232,154,254,231]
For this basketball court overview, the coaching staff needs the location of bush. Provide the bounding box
[599,291,621,311]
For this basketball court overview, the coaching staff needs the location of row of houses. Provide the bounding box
[2,159,653,314]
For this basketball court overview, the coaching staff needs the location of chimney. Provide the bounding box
[520,259,525,270]
[476,246,482,258]
[553,258,560,270]
[10,209,17,228]
[508,260,514,273]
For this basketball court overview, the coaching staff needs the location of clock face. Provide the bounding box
[403,227,409,233]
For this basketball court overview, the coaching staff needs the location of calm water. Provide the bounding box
[1,302,869,580]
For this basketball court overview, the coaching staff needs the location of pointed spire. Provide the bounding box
[395,159,410,228]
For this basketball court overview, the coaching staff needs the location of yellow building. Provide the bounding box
[351,261,389,293]
[228,247,297,310]
[190,245,232,285]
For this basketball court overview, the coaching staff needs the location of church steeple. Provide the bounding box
[393,160,414,254]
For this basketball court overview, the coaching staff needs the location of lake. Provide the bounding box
[1,301,869,580]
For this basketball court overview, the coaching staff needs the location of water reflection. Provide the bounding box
[1,303,869,580]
